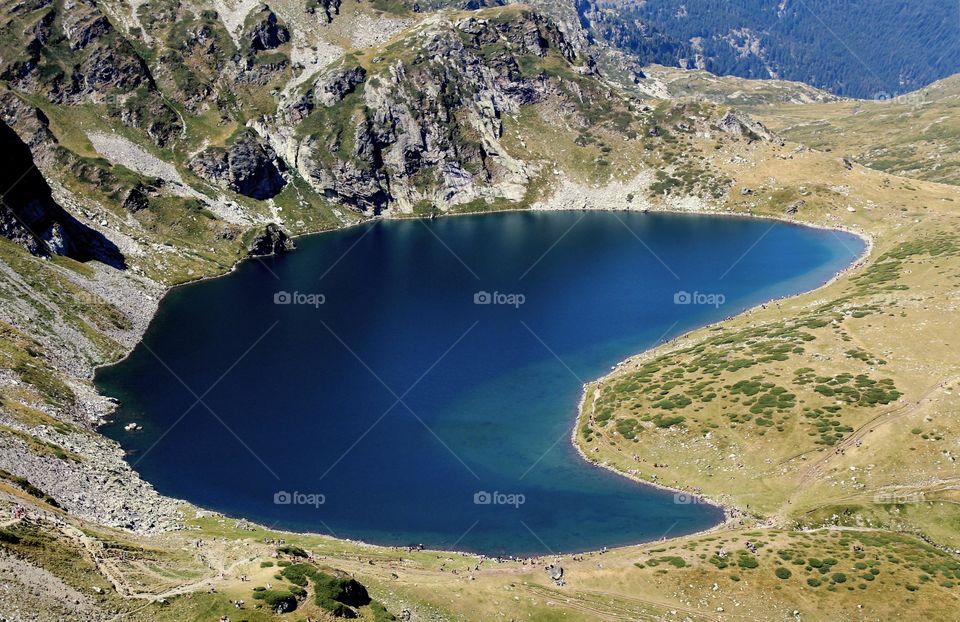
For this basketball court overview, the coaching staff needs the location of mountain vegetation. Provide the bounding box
[578,0,960,97]
[1,0,959,620]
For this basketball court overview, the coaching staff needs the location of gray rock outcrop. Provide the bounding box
[190,130,288,199]
[248,223,295,256]
[290,12,587,213]
[306,0,342,23]
[315,65,366,107]
[246,4,290,52]
[716,110,780,143]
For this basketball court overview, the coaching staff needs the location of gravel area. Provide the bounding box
[86,133,185,186]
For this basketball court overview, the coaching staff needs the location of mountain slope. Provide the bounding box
[750,74,960,186]
[2,2,960,622]
[579,0,960,98]
[0,0,757,530]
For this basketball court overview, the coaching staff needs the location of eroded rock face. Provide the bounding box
[7,0,152,103]
[716,110,780,143]
[0,0,182,146]
[246,4,290,52]
[190,130,287,199]
[292,12,587,214]
[315,65,366,107]
[61,0,112,50]
[247,223,295,256]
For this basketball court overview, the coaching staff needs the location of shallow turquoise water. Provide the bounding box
[97,211,864,555]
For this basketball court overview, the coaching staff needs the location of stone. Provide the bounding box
[190,130,287,199]
[246,5,290,52]
[247,223,295,256]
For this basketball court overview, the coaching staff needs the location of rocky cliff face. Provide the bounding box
[0,0,182,146]
[0,116,124,267]
[284,10,592,213]
[244,4,289,52]
[190,129,288,200]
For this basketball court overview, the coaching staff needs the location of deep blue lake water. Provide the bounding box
[96,211,864,555]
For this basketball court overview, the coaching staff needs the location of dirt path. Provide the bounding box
[9,511,240,604]
[781,374,960,510]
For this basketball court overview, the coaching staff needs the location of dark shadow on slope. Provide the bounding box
[0,119,125,269]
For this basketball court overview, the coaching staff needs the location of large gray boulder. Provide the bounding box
[190,130,287,199]
[247,223,295,256]
[246,4,290,52]
[315,66,366,107]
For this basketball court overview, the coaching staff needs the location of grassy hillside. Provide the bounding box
[752,75,960,187]
[2,1,960,621]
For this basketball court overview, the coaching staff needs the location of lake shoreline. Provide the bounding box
[91,201,871,558]
[564,207,872,534]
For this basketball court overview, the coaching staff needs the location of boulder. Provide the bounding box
[716,110,779,143]
[336,578,370,608]
[190,130,287,199]
[246,5,290,52]
[314,66,366,107]
[247,223,295,256]
[307,0,342,23]
[121,181,163,212]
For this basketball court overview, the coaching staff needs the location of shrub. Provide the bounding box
[738,554,759,569]
[807,577,822,587]
[252,589,297,613]
[831,572,848,583]
[372,600,397,621]
[775,567,792,579]
[277,545,309,558]
[278,563,372,616]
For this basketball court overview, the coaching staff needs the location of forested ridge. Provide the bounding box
[579,0,960,97]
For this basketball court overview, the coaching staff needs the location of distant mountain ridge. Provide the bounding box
[577,0,960,98]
